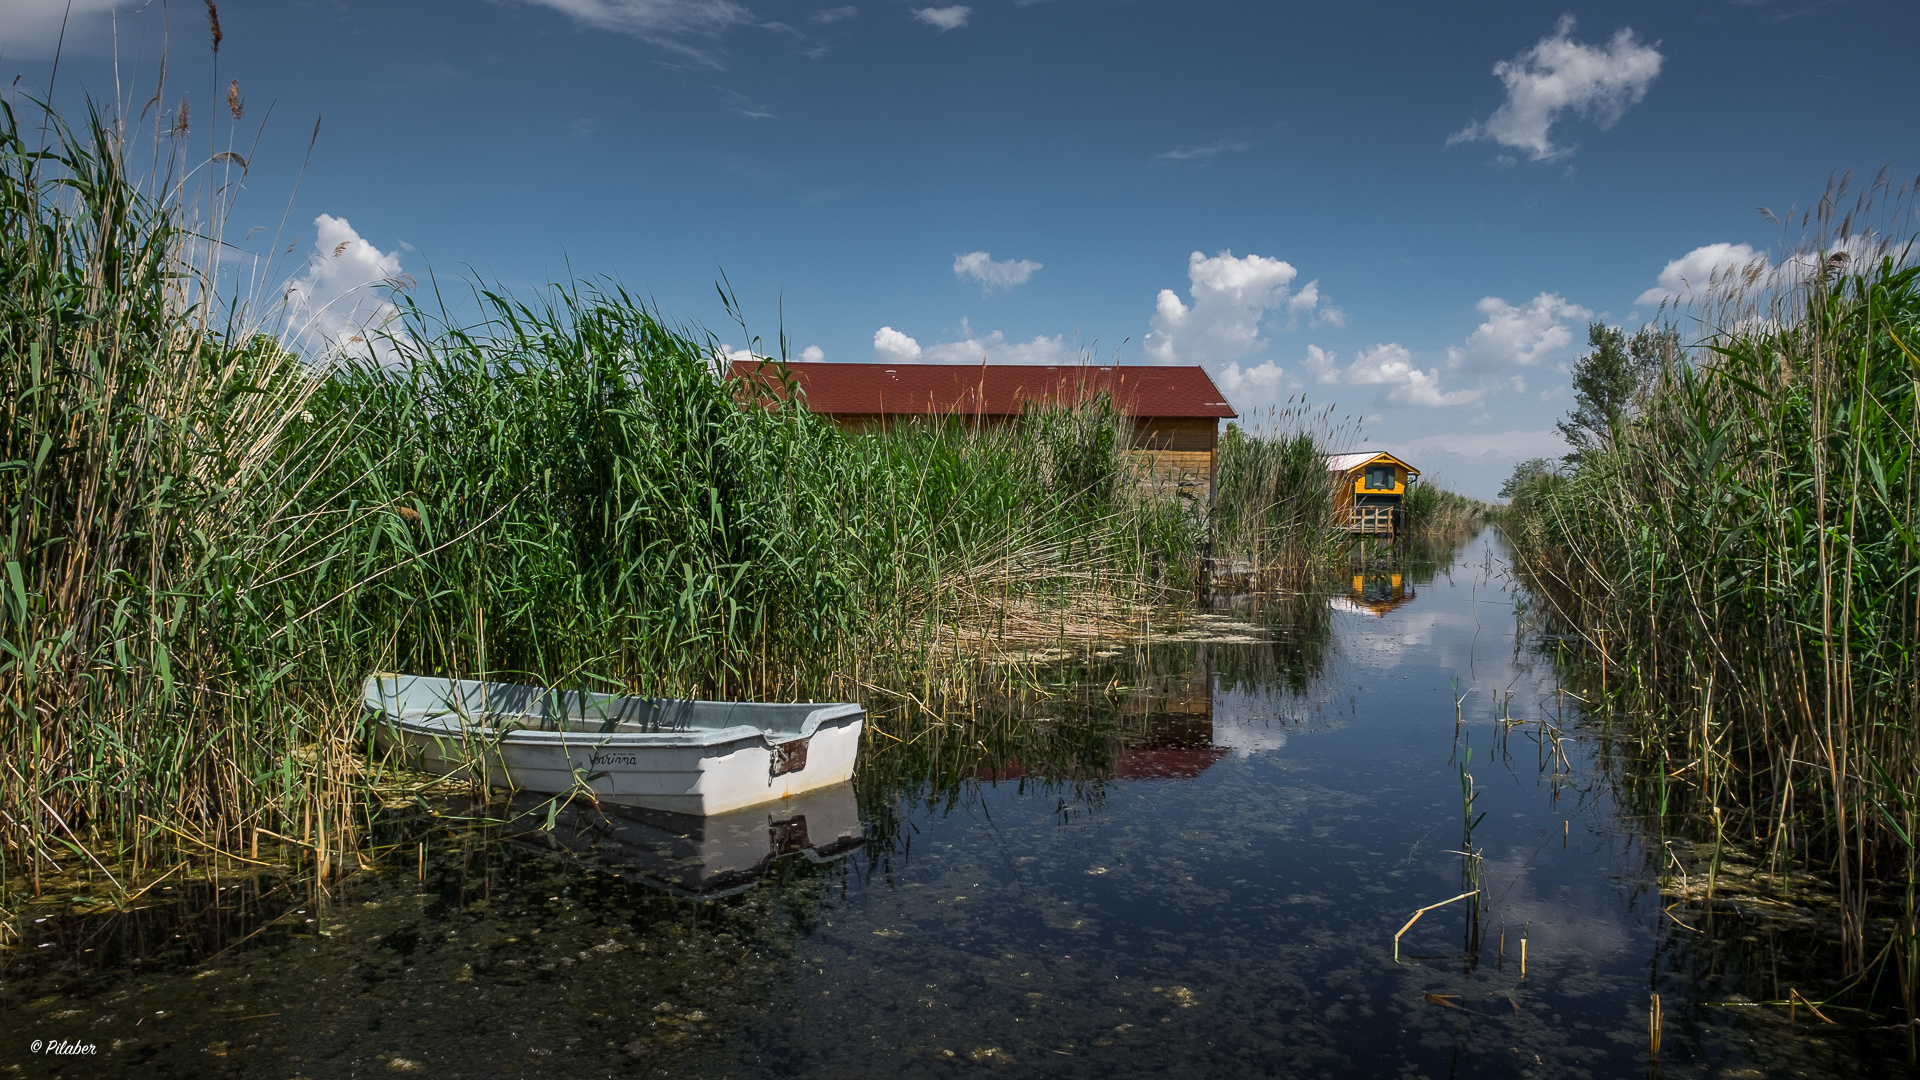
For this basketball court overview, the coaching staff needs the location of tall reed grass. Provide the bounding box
[0,95,358,890]
[0,90,1266,892]
[0,78,1360,904]
[1505,173,1920,1004]
[1213,403,1351,585]
[1400,480,1489,545]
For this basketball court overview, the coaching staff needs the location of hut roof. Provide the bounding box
[729,361,1237,419]
[1326,451,1420,475]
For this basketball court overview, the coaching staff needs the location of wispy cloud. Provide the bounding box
[1155,138,1251,163]
[913,5,971,31]
[953,251,1041,293]
[565,117,602,136]
[711,85,777,119]
[1397,428,1569,461]
[496,0,753,63]
[813,4,858,22]
[1449,15,1663,162]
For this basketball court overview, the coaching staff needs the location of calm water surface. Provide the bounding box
[2,528,1906,1078]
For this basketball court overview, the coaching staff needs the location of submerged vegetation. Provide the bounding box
[1505,174,1920,1006]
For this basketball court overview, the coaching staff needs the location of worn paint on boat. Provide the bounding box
[364,675,864,816]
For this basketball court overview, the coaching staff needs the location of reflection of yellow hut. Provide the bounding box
[1332,571,1417,617]
[1326,451,1420,536]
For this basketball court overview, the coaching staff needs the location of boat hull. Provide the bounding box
[366,675,864,816]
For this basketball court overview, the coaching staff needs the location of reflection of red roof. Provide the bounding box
[1115,748,1228,780]
[730,362,1237,419]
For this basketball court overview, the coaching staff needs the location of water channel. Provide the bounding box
[2,528,1909,1077]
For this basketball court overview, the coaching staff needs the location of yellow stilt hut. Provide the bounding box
[1326,451,1420,537]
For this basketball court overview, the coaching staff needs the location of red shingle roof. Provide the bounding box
[729,361,1237,419]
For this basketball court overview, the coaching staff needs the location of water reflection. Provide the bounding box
[1,528,1912,1078]
[508,784,866,899]
[1330,569,1418,617]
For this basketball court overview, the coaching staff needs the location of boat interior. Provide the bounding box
[365,675,854,736]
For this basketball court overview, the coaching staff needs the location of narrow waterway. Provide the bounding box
[1,528,1904,1077]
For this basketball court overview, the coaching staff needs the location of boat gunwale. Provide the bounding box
[364,676,864,749]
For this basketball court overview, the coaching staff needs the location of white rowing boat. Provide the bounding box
[363,674,865,815]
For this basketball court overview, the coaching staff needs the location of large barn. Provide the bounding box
[730,361,1238,502]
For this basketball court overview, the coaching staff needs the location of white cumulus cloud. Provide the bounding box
[873,319,1075,365]
[1344,343,1484,408]
[953,251,1042,293]
[1214,360,1288,400]
[1446,292,1591,372]
[874,326,923,363]
[1449,15,1663,162]
[283,215,412,367]
[913,5,970,31]
[1302,343,1342,385]
[1143,250,1320,365]
[799,345,826,362]
[1636,242,1769,307]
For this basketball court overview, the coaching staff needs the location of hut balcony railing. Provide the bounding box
[1346,505,1396,536]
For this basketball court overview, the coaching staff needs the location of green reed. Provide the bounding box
[1213,402,1349,586]
[0,88,1225,887]
[0,94,363,889]
[1401,480,1490,545]
[1506,173,1920,1005]
[0,85,1354,905]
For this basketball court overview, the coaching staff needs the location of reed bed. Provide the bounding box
[1505,173,1920,1005]
[1213,403,1352,587]
[1400,479,1490,546]
[0,83,1354,908]
[0,93,366,895]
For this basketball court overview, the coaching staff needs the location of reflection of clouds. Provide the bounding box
[1214,717,1289,756]
[1209,682,1340,754]
[1475,846,1636,960]
[1337,604,1485,675]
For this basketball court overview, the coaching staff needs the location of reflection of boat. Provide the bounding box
[1328,571,1417,618]
[508,784,865,899]
[364,675,864,815]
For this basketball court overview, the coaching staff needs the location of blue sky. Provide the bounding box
[5,0,1917,497]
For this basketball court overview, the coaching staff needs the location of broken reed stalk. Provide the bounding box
[1649,993,1661,1056]
[1393,890,1479,962]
